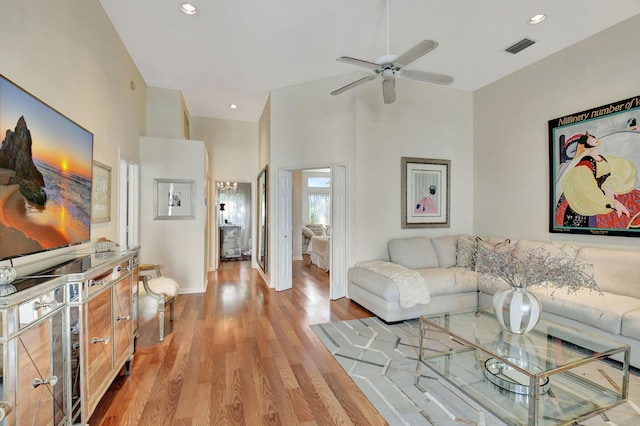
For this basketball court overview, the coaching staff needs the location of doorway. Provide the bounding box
[276,165,346,299]
[295,169,331,269]
[217,181,252,262]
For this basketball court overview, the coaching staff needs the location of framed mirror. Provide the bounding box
[257,166,268,274]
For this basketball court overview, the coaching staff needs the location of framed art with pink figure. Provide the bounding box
[549,94,640,237]
[401,157,450,229]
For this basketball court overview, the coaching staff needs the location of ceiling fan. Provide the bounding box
[330,0,454,104]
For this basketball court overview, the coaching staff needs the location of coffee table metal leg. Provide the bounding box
[416,317,427,384]
[528,374,540,425]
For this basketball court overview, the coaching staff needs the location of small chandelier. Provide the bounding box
[217,181,238,192]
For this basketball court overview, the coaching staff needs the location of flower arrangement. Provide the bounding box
[475,242,601,295]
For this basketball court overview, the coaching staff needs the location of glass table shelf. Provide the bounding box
[417,308,630,426]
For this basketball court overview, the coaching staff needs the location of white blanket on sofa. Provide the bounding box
[355,260,430,308]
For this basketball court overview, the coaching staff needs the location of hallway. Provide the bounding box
[89,260,384,425]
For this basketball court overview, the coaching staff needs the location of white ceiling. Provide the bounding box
[99,0,640,123]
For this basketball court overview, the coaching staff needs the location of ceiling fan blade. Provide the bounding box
[331,74,376,96]
[401,69,454,85]
[382,78,395,104]
[394,40,438,67]
[336,56,381,71]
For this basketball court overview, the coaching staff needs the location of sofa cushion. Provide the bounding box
[388,237,438,269]
[514,239,578,260]
[431,235,457,268]
[622,309,640,340]
[348,267,399,301]
[576,247,640,298]
[415,267,477,296]
[532,287,640,335]
[455,234,477,269]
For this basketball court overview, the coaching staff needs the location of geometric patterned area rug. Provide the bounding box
[311,317,640,426]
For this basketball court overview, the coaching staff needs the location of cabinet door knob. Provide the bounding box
[92,336,110,344]
[116,315,131,321]
[33,301,57,311]
[32,376,58,388]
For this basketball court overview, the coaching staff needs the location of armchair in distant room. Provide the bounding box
[0,401,12,421]
[138,264,179,342]
[301,224,325,254]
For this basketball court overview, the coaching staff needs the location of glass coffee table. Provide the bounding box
[417,308,630,425]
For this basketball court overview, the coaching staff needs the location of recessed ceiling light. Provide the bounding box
[229,104,238,109]
[180,3,198,15]
[529,14,546,25]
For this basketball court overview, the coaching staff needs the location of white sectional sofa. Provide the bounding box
[347,235,640,368]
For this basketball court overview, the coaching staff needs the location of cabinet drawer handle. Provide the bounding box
[115,265,131,273]
[33,301,57,311]
[92,336,110,344]
[88,279,108,287]
[32,376,58,388]
[116,315,131,321]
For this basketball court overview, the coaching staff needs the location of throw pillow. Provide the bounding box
[475,237,511,271]
[455,234,477,269]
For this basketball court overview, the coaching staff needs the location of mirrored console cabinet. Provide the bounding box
[0,247,139,425]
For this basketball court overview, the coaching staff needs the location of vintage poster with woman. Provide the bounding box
[549,94,640,237]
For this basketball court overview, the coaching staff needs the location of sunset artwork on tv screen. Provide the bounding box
[0,75,93,261]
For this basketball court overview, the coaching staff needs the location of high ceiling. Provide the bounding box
[99,0,640,122]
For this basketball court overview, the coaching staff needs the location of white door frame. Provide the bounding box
[330,165,347,299]
[118,151,139,248]
[275,169,293,291]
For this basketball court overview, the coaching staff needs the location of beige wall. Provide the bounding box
[474,14,640,249]
[259,95,271,171]
[140,137,208,293]
[354,80,474,261]
[146,87,189,140]
[191,117,259,183]
[268,73,473,287]
[0,0,146,263]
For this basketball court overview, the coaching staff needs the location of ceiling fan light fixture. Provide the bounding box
[529,14,546,25]
[180,3,199,15]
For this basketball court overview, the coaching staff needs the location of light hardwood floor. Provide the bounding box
[89,258,387,425]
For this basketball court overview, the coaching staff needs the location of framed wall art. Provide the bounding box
[549,94,640,237]
[91,160,111,223]
[154,178,195,220]
[401,157,450,228]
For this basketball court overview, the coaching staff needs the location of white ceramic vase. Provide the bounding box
[492,287,541,334]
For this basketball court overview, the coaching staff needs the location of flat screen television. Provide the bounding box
[0,75,93,261]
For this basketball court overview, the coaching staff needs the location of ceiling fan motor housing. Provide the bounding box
[376,54,398,65]
[381,68,395,79]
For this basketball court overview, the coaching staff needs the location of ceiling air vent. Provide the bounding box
[505,38,536,54]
